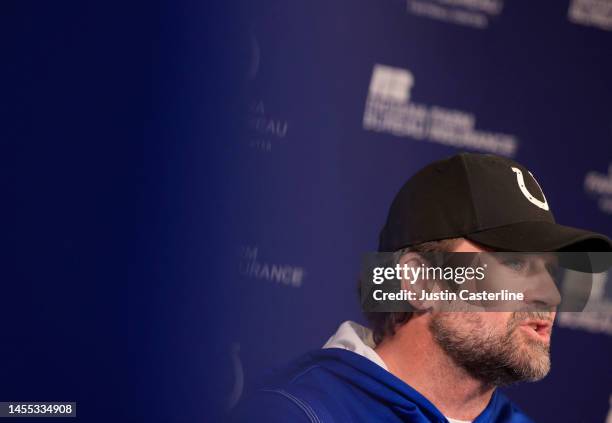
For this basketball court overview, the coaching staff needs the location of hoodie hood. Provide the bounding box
[322,320,388,371]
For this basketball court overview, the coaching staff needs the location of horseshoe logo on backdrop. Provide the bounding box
[511,167,549,211]
[226,342,244,410]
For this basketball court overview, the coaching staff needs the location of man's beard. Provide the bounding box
[429,311,552,387]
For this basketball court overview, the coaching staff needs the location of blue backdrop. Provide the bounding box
[5,0,612,422]
[231,1,612,422]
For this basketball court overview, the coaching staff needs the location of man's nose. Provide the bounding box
[523,271,562,309]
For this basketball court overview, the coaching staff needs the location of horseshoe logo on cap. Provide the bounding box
[511,167,549,211]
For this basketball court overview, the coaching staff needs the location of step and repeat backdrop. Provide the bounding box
[5,1,611,421]
[226,1,612,422]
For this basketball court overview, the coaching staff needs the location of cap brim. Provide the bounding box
[466,221,611,252]
[466,221,612,272]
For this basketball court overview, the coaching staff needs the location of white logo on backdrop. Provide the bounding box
[406,0,505,29]
[369,66,415,103]
[584,163,612,215]
[363,64,518,156]
[511,167,550,211]
[239,245,305,288]
[568,0,612,32]
[245,31,290,153]
[247,32,260,80]
[247,100,289,152]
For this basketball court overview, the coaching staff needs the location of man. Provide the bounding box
[234,153,611,422]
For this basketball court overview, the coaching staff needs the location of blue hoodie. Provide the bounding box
[234,322,534,423]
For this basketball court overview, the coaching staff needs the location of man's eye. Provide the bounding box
[503,259,526,272]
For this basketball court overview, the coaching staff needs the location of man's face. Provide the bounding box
[428,239,557,386]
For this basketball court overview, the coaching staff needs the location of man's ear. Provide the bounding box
[397,252,424,284]
[397,252,433,311]
[397,252,451,311]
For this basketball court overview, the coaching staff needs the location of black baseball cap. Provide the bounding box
[378,153,612,253]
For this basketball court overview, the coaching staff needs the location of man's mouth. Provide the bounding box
[518,319,552,342]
